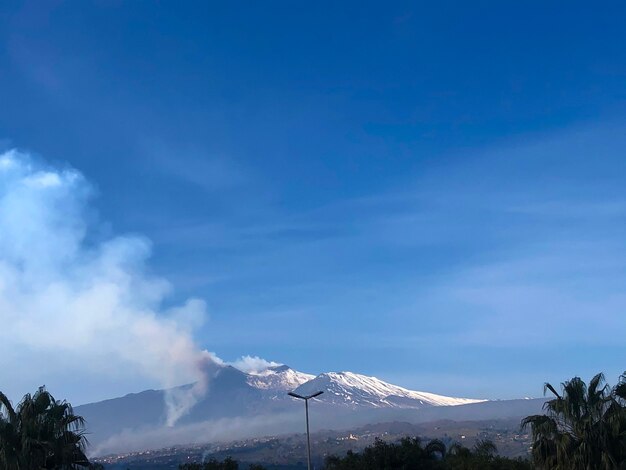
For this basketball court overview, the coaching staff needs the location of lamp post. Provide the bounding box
[288,391,323,470]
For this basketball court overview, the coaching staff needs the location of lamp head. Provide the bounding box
[288,391,324,400]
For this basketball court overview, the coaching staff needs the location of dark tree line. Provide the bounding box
[179,459,266,470]
[323,436,530,470]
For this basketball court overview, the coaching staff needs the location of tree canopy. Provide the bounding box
[0,386,91,470]
[179,458,266,470]
[522,372,626,470]
[324,436,530,470]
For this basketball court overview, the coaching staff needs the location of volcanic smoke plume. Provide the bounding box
[0,149,215,424]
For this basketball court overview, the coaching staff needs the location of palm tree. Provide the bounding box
[0,390,22,469]
[0,386,90,469]
[424,439,447,460]
[522,372,626,470]
[472,439,498,458]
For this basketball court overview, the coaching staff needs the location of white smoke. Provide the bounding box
[229,355,282,374]
[0,149,215,425]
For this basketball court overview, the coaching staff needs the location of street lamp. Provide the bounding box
[288,390,323,470]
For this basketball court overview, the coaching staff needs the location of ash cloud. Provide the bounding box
[0,149,216,425]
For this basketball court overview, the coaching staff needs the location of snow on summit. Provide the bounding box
[224,358,484,409]
[245,365,315,391]
[293,371,485,409]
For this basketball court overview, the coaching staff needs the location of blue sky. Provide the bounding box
[1,1,626,403]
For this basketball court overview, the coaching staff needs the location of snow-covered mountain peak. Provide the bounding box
[294,371,485,409]
[246,365,315,391]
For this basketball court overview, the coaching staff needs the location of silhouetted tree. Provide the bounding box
[0,386,90,469]
[325,436,446,469]
[522,372,626,469]
[446,441,529,470]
